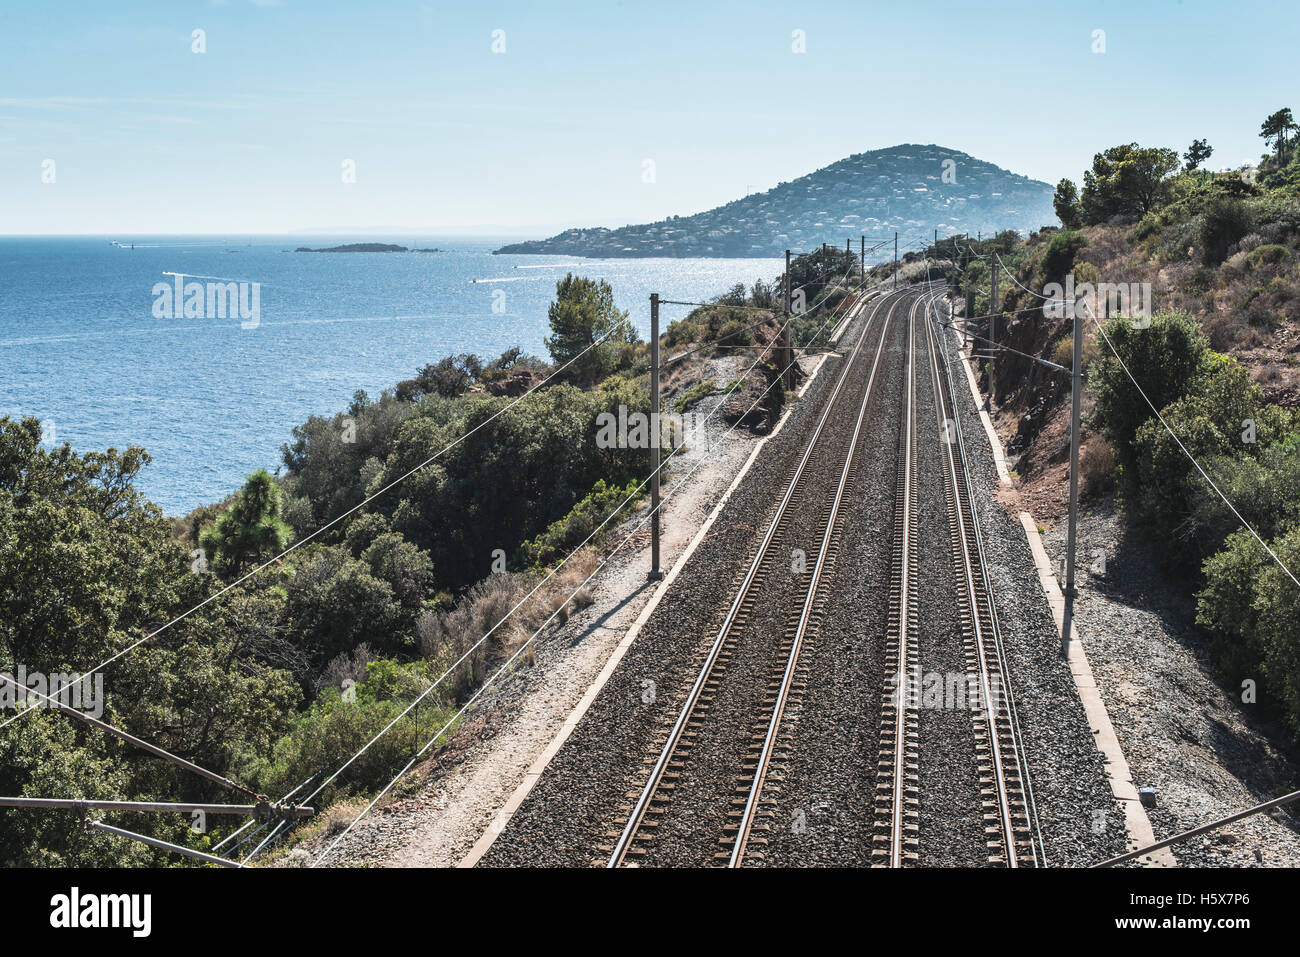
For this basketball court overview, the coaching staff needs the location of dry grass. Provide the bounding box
[316,797,370,840]
[1050,331,1100,372]
[1067,221,1300,371]
[317,642,375,696]
[1080,436,1117,499]
[415,546,602,694]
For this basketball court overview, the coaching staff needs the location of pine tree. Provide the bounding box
[543,274,636,384]
[1183,138,1213,172]
[199,469,293,578]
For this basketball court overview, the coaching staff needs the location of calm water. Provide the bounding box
[0,237,782,514]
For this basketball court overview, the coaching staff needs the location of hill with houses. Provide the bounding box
[495,144,1058,258]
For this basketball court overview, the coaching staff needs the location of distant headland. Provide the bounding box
[494,144,1056,258]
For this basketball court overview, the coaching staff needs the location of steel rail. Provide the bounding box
[885,290,928,866]
[727,288,924,867]
[606,284,903,867]
[926,295,1046,864]
[921,293,1023,867]
[869,288,946,867]
[893,292,922,864]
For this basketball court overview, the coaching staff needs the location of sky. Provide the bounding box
[1,0,1296,236]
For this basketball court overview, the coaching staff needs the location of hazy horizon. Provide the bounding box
[4,1,1297,235]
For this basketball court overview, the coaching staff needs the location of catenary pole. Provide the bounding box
[649,293,663,580]
[990,256,999,397]
[1062,296,1083,655]
[784,249,791,315]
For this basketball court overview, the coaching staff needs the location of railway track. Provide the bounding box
[600,282,1037,868]
[604,284,920,867]
[871,292,925,866]
[919,296,1039,867]
[864,287,1034,867]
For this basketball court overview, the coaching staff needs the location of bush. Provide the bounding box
[397,354,484,400]
[415,573,531,695]
[1191,431,1300,548]
[1080,436,1116,498]
[1050,330,1098,372]
[515,478,640,568]
[1088,311,1209,473]
[1247,243,1291,269]
[283,546,410,666]
[1197,196,1255,265]
[674,379,717,413]
[1198,525,1300,740]
[1041,230,1088,283]
[1133,211,1163,242]
[716,320,752,352]
[375,380,648,589]
[239,659,454,803]
[280,390,417,535]
[1129,355,1271,558]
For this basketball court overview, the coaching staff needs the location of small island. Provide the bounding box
[295,243,410,253]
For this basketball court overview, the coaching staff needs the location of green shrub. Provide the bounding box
[1088,311,1209,473]
[281,390,418,536]
[675,379,717,413]
[1197,196,1255,264]
[1134,211,1163,242]
[283,545,411,666]
[516,478,641,568]
[377,380,649,589]
[716,320,752,352]
[1247,243,1291,268]
[1198,525,1300,740]
[1041,230,1088,283]
[1129,355,1280,558]
[239,659,455,803]
[1191,430,1300,548]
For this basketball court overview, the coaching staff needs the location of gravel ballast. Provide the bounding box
[933,299,1125,866]
[479,287,1128,867]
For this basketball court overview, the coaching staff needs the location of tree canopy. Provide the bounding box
[1184,138,1213,172]
[198,469,293,578]
[1052,178,1082,229]
[1080,144,1180,224]
[543,274,637,384]
[1260,107,1297,165]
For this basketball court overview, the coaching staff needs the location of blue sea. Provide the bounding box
[0,237,783,515]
